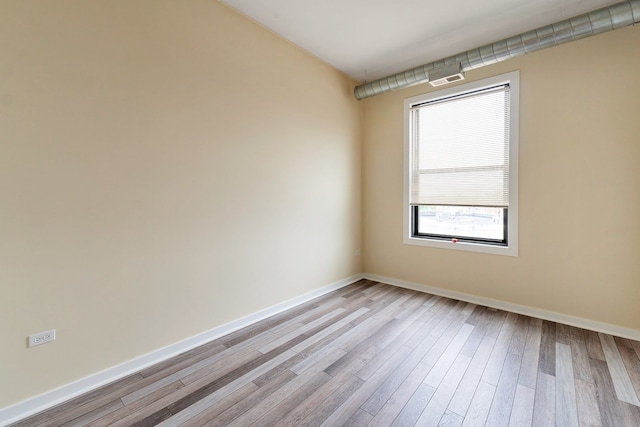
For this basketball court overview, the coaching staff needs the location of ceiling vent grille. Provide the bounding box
[428,63,465,87]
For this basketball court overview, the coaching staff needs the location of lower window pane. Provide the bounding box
[417,206,504,241]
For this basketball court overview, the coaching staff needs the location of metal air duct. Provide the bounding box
[354,0,640,100]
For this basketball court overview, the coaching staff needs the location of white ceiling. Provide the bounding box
[220,0,620,82]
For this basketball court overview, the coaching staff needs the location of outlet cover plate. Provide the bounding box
[28,329,56,348]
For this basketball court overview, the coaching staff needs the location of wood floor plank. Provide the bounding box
[290,307,371,354]
[556,323,572,345]
[289,346,347,376]
[130,408,171,427]
[538,320,556,376]
[575,378,603,427]
[415,354,472,426]
[109,378,218,426]
[631,338,640,358]
[87,381,185,427]
[343,409,373,427]
[170,382,258,426]
[391,382,436,427]
[448,335,497,417]
[423,314,468,367]
[568,326,593,383]
[115,347,299,427]
[439,410,464,427]
[461,303,477,316]
[508,384,535,427]
[485,352,522,427]
[324,342,382,378]
[424,324,474,388]
[132,336,304,426]
[279,373,364,426]
[373,316,426,352]
[206,369,297,427]
[319,345,414,426]
[464,305,486,326]
[614,336,636,350]
[598,333,640,406]
[424,294,443,311]
[399,317,436,351]
[363,317,438,403]
[584,330,606,361]
[361,280,383,291]
[618,345,640,403]
[124,351,231,404]
[217,319,279,349]
[555,342,579,427]
[407,302,459,351]
[179,348,263,386]
[295,297,352,326]
[344,408,375,426]
[340,281,369,298]
[459,308,491,358]
[121,320,300,406]
[356,331,416,381]
[395,292,428,320]
[138,343,226,378]
[482,312,519,385]
[532,372,555,427]
[217,293,322,348]
[517,317,542,389]
[250,320,353,387]
[258,307,345,353]
[430,301,468,338]
[484,309,507,338]
[398,298,437,327]
[365,286,411,312]
[171,346,301,416]
[360,339,434,416]
[368,362,432,426]
[64,399,124,427]
[589,358,640,426]
[329,314,397,355]
[227,370,331,427]
[460,381,495,427]
[507,314,528,356]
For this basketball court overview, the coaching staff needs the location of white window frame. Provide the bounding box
[403,71,519,256]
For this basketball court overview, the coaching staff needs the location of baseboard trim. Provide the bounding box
[364,273,640,341]
[0,274,364,427]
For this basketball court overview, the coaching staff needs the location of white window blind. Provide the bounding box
[410,84,510,207]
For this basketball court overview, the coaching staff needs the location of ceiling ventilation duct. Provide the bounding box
[354,0,640,100]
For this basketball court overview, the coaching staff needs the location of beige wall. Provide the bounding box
[363,26,640,331]
[0,0,362,408]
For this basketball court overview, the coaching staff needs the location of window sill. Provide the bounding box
[404,235,518,257]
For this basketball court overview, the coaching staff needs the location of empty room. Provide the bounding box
[1,0,639,426]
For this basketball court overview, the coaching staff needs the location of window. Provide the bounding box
[404,71,519,256]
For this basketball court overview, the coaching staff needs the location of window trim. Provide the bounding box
[403,71,519,257]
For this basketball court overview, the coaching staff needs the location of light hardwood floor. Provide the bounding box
[11,280,640,426]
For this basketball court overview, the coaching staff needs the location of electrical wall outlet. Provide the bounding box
[28,329,56,348]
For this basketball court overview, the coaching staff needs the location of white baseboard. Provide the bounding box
[0,274,364,427]
[364,273,640,341]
